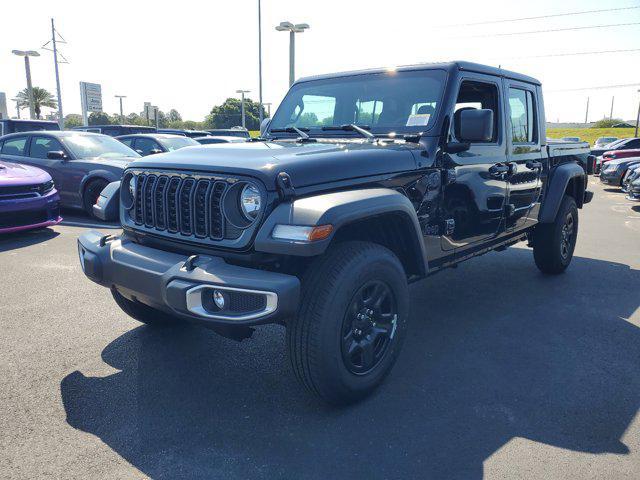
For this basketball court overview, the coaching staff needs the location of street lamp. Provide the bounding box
[12,50,40,119]
[10,98,21,119]
[263,102,272,118]
[115,95,126,124]
[275,21,310,86]
[236,89,250,128]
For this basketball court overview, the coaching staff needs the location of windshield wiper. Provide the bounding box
[321,124,375,142]
[269,126,315,142]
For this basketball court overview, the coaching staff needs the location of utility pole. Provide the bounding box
[236,90,250,128]
[584,96,590,125]
[115,95,126,124]
[51,19,64,128]
[610,96,615,120]
[258,0,263,124]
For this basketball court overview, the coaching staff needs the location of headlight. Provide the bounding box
[121,172,135,210]
[40,180,55,194]
[240,183,261,220]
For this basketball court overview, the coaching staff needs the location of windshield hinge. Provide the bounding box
[276,172,295,201]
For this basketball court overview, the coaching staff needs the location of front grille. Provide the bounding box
[131,172,232,240]
[0,181,52,200]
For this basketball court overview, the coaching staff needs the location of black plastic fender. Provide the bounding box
[255,188,428,270]
[539,163,585,223]
[92,180,121,221]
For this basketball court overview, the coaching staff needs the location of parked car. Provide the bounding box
[0,160,61,234]
[117,134,199,155]
[0,119,60,136]
[626,175,640,201]
[206,127,251,139]
[78,61,592,405]
[0,131,139,218]
[561,137,581,142]
[72,125,156,136]
[599,157,640,187]
[593,136,618,148]
[194,136,247,144]
[156,129,211,138]
[621,162,640,192]
[591,137,640,157]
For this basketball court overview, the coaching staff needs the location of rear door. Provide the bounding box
[504,82,543,232]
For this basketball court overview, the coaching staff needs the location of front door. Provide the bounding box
[27,135,73,204]
[504,83,543,231]
[440,77,508,252]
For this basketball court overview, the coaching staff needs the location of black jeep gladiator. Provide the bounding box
[78,61,593,404]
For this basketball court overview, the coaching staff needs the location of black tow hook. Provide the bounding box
[99,234,118,247]
[183,254,200,271]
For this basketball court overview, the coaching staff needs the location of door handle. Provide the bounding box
[488,163,509,178]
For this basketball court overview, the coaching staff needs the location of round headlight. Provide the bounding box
[240,183,261,220]
[121,172,136,210]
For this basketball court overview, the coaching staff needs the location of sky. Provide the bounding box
[1,0,639,124]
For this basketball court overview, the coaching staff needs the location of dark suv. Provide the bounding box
[78,62,592,404]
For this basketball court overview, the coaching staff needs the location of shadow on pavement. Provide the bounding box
[0,227,59,253]
[60,249,640,479]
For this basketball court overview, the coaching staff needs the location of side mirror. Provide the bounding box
[457,109,494,143]
[47,150,67,160]
[260,118,271,137]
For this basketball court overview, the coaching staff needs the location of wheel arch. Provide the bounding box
[254,188,428,278]
[539,163,585,223]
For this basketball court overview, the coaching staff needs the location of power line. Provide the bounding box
[444,5,640,27]
[548,83,640,92]
[465,21,640,38]
[497,47,640,60]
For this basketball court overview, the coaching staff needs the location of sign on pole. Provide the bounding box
[0,92,7,120]
[80,82,103,126]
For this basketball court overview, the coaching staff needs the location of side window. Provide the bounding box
[508,88,537,144]
[30,136,65,159]
[625,139,640,149]
[119,138,134,148]
[1,136,28,156]
[102,128,119,136]
[134,138,161,155]
[289,94,336,127]
[454,81,499,143]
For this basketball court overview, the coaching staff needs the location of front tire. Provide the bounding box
[111,286,177,326]
[83,178,109,218]
[533,195,578,274]
[287,241,409,405]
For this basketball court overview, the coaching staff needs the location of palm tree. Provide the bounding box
[16,87,57,119]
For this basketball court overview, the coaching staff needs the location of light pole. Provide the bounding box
[12,50,40,119]
[263,102,272,117]
[257,0,263,124]
[236,89,250,128]
[275,21,309,86]
[11,98,21,119]
[115,95,126,124]
[635,89,640,138]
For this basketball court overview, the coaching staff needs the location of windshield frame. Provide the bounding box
[61,134,140,159]
[267,68,448,139]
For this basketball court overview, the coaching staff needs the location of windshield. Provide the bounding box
[160,137,199,151]
[62,134,140,159]
[269,69,447,136]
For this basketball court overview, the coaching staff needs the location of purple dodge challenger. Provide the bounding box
[0,160,61,234]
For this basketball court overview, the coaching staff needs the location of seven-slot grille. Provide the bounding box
[131,173,230,240]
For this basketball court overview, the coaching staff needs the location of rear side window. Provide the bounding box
[1,136,28,156]
[454,80,499,143]
[508,88,537,144]
[119,138,134,147]
[624,139,640,149]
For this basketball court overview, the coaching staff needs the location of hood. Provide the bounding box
[83,156,134,169]
[0,160,50,186]
[127,140,418,190]
[606,158,640,168]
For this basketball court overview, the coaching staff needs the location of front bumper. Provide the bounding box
[627,187,640,202]
[77,230,300,327]
[600,170,623,186]
[0,190,62,234]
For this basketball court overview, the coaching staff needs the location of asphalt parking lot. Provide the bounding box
[0,179,639,480]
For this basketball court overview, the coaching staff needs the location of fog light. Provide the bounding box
[213,290,225,309]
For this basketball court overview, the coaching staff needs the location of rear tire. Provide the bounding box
[111,286,177,326]
[83,178,109,218]
[287,241,409,405]
[533,195,578,274]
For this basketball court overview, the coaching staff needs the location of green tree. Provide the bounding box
[16,87,57,119]
[64,113,83,128]
[205,97,266,130]
[167,109,182,123]
[88,111,111,125]
[592,118,624,128]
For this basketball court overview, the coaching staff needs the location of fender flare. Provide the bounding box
[539,163,585,223]
[92,180,121,221]
[78,170,120,200]
[255,188,428,272]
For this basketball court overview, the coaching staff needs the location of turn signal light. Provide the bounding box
[272,224,333,242]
